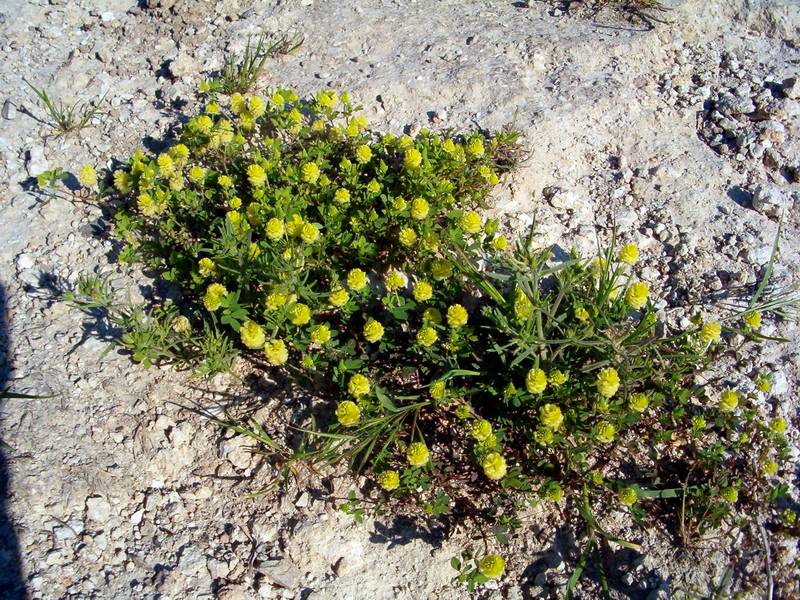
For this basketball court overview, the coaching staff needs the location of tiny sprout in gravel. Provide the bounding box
[64,77,798,591]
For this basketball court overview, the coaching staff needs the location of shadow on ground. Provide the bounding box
[0,282,27,598]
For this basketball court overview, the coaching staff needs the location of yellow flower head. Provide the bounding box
[619,243,639,265]
[346,373,371,399]
[317,89,338,109]
[203,283,228,311]
[301,223,320,244]
[366,179,381,194]
[574,307,590,322]
[247,95,265,117]
[78,164,97,188]
[230,93,246,114]
[431,259,453,281]
[539,403,563,429]
[247,164,266,187]
[193,115,213,134]
[264,339,289,365]
[544,482,564,503]
[156,153,174,177]
[460,211,482,234]
[113,169,131,191]
[392,196,407,211]
[240,320,266,349]
[289,303,311,326]
[719,389,739,412]
[407,442,429,467]
[755,374,772,393]
[596,367,620,398]
[355,144,372,163]
[285,213,304,238]
[548,370,568,387]
[404,148,422,170]
[189,166,205,184]
[413,281,433,303]
[526,368,548,395]
[399,228,417,247]
[336,400,361,427]
[217,174,232,188]
[769,416,787,435]
[385,270,406,292]
[347,268,368,292]
[625,282,649,310]
[743,311,762,329]
[514,287,533,320]
[618,487,638,506]
[491,235,509,252]
[302,162,320,184]
[430,381,446,400]
[482,452,507,481]
[699,322,722,346]
[417,326,438,347]
[470,419,492,442]
[363,318,385,343]
[334,188,351,205]
[534,427,554,446]
[172,315,191,335]
[410,197,430,220]
[762,459,778,476]
[271,91,285,107]
[721,487,738,503]
[467,138,485,157]
[310,323,331,345]
[629,393,650,413]
[442,138,457,154]
[265,218,285,241]
[329,286,350,307]
[477,555,504,579]
[446,304,468,328]
[594,421,616,443]
[377,470,400,491]
[198,257,215,278]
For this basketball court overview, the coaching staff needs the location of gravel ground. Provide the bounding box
[0,1,798,598]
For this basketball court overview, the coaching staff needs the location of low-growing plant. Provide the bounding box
[61,77,799,593]
[553,0,670,28]
[24,80,105,136]
[214,32,304,95]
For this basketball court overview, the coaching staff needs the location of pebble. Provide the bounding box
[751,184,794,218]
[258,557,302,589]
[86,496,112,523]
[2,99,15,120]
[25,147,48,176]
[614,208,638,230]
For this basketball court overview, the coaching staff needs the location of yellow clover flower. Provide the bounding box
[539,403,563,429]
[596,367,620,398]
[172,315,191,335]
[156,153,174,176]
[446,304,468,328]
[404,148,422,170]
[217,174,232,188]
[431,259,452,280]
[719,389,739,412]
[618,487,638,506]
[300,223,320,244]
[264,339,289,365]
[467,138,485,157]
[289,303,311,326]
[625,282,649,310]
[482,453,507,481]
[721,487,738,503]
[302,162,320,184]
[347,268,368,292]
[525,368,548,394]
[113,169,131,191]
[329,287,350,308]
[198,257,215,278]
[377,470,400,491]
[355,144,372,163]
[544,482,564,502]
[203,283,228,311]
[406,442,429,467]
[348,374,370,398]
[548,370,568,387]
[385,270,406,292]
[574,307,590,322]
[363,318,385,343]
[769,416,786,434]
[513,288,533,320]
[763,459,778,476]
[430,381,446,400]
[78,164,97,187]
[240,320,265,349]
[310,323,331,345]
[247,164,266,187]
[410,197,430,220]
[412,281,433,303]
[534,428,554,446]
[417,327,438,347]
[595,421,616,443]
[460,211,482,234]
[334,188,351,205]
[399,228,417,247]
[699,322,722,345]
[423,307,442,324]
[470,419,492,442]
[189,166,205,184]
[491,235,509,251]
[628,393,650,413]
[619,243,639,265]
[743,311,762,329]
[336,401,361,427]
[477,555,504,580]
[265,218,284,241]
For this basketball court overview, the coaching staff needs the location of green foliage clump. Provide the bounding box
[63,80,798,591]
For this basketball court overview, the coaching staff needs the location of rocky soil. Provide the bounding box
[0,0,798,599]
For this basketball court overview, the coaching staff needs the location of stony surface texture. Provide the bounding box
[0,0,798,599]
